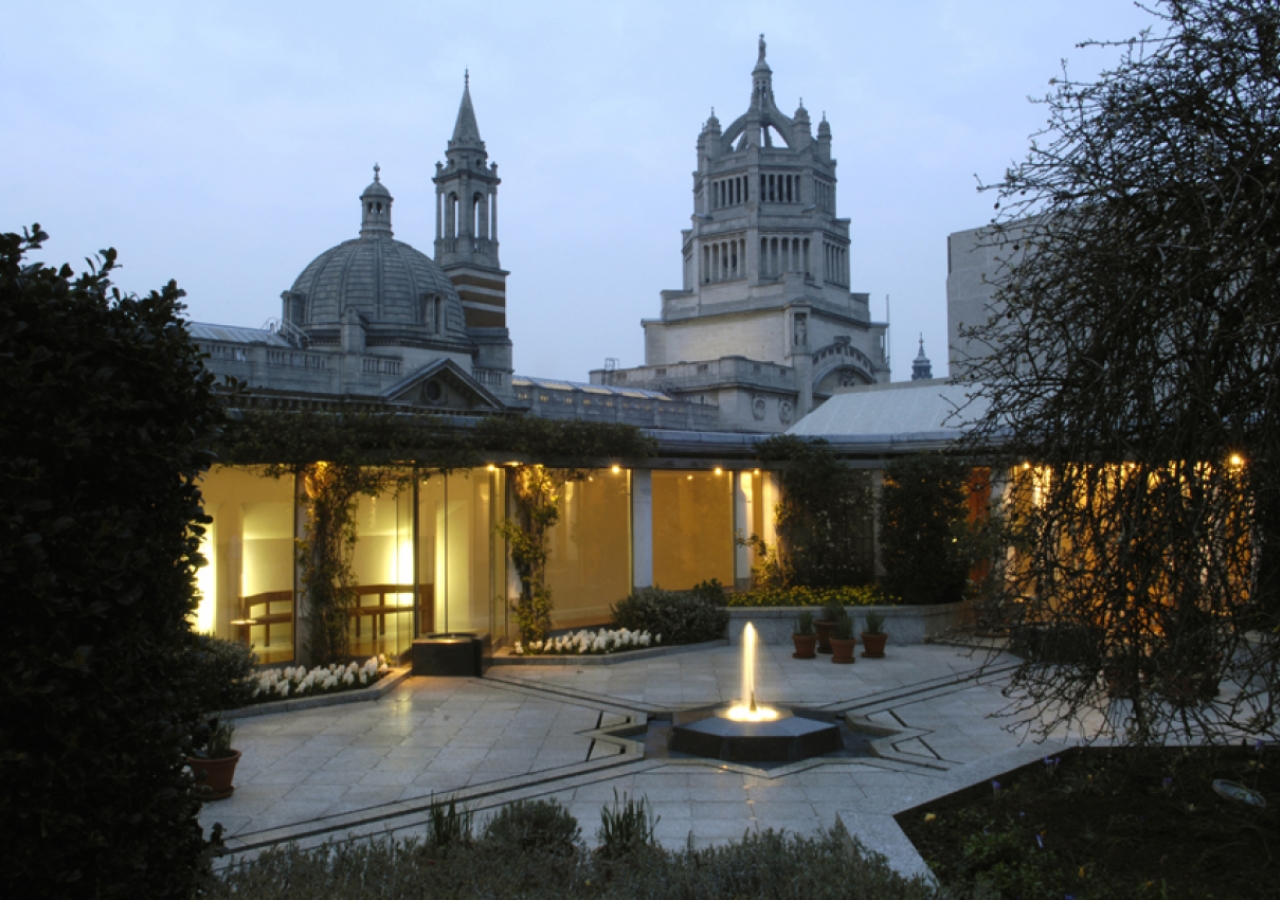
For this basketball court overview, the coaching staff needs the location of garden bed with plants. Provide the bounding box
[206,795,933,899]
[247,655,391,702]
[726,584,891,608]
[499,585,732,664]
[897,744,1278,899]
[512,628,661,657]
[727,600,973,646]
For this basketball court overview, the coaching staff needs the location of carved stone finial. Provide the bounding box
[758,33,766,62]
[465,68,469,88]
[373,163,380,182]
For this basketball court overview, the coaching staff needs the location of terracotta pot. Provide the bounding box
[792,633,818,659]
[188,750,241,801]
[813,620,835,654]
[861,632,887,658]
[829,636,857,664]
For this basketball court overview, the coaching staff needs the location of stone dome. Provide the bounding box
[282,172,472,350]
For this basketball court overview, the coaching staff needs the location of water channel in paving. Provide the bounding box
[202,641,1066,879]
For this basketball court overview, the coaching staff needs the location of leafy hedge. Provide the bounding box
[727,584,895,608]
[610,587,729,644]
[0,227,224,898]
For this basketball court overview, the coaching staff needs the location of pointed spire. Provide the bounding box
[912,334,933,380]
[450,71,484,150]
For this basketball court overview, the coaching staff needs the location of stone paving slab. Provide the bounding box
[202,642,1071,879]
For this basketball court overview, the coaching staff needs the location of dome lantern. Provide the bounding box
[360,164,394,239]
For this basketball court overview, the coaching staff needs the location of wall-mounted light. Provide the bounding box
[611,465,621,474]
[714,467,723,476]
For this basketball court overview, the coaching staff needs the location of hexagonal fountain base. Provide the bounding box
[669,705,843,763]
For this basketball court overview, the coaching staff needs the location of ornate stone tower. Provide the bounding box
[593,37,888,432]
[433,73,512,389]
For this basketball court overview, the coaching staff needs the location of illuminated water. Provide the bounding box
[725,622,779,722]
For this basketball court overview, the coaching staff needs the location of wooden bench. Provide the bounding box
[348,583,434,638]
[232,585,437,645]
[232,590,294,646]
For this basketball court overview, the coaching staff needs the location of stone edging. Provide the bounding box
[489,638,729,666]
[221,666,412,720]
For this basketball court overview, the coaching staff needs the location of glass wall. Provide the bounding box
[195,466,297,664]
[652,469,734,590]
[546,469,631,628]
[349,479,416,659]
[418,467,499,639]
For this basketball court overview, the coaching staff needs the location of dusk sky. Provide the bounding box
[5,1,1158,383]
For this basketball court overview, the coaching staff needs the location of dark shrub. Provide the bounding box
[0,228,224,898]
[482,798,581,857]
[610,587,729,644]
[754,435,876,587]
[879,452,975,605]
[689,578,727,606]
[596,790,659,861]
[426,795,472,852]
[187,633,257,713]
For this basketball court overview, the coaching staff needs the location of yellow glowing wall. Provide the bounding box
[545,469,631,627]
[652,470,734,590]
[417,468,497,637]
[195,466,296,662]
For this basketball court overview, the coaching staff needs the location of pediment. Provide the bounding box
[382,358,504,411]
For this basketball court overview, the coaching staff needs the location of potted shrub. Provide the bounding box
[792,610,817,659]
[188,719,241,801]
[861,611,888,658]
[829,608,857,665]
[814,599,843,655]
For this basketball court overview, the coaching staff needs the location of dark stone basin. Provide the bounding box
[669,705,842,763]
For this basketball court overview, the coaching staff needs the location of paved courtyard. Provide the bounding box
[202,641,1071,879]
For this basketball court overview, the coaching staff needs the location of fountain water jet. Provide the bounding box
[668,620,840,763]
[726,623,779,722]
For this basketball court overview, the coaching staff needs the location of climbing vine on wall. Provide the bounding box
[496,465,567,645]
[293,463,410,664]
[752,435,875,588]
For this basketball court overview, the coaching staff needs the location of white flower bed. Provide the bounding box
[252,654,389,701]
[513,628,660,656]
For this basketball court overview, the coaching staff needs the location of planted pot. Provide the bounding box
[813,620,836,654]
[829,636,857,664]
[792,633,818,659]
[861,632,887,658]
[188,750,241,801]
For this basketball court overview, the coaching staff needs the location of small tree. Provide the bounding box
[878,453,975,606]
[0,227,224,897]
[961,0,1280,744]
